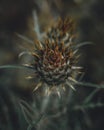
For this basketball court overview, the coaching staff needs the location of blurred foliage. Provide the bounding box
[0,0,104,130]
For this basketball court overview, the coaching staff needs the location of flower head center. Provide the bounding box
[34,41,73,85]
[44,46,65,68]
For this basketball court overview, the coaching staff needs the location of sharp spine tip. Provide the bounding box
[68,77,78,84]
[33,82,42,92]
[25,76,33,79]
[57,90,61,98]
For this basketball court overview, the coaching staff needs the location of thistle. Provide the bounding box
[19,17,83,97]
[0,14,104,130]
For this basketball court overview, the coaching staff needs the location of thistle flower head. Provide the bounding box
[33,39,74,86]
[21,17,81,96]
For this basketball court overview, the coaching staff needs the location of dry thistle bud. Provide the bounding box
[19,17,82,97]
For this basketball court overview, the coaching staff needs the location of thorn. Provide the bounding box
[22,64,34,69]
[75,54,81,60]
[68,77,78,84]
[22,64,31,67]
[69,83,76,91]
[57,90,61,98]
[66,81,76,91]
[73,49,78,55]
[47,88,51,96]
[75,41,93,49]
[25,76,33,79]
[63,33,69,42]
[45,87,49,96]
[18,51,31,58]
[32,52,40,58]
[71,66,83,70]
[36,41,43,49]
[33,82,42,92]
